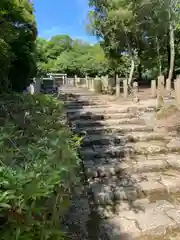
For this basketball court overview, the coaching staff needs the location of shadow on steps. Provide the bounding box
[59,90,148,240]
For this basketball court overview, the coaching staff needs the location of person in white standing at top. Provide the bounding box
[27,80,35,95]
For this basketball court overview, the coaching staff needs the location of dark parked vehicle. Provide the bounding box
[41,87,57,94]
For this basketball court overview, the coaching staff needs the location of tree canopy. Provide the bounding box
[88,0,180,84]
[2,0,180,92]
[35,35,111,77]
[0,0,37,92]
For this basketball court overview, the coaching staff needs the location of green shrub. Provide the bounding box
[0,93,81,239]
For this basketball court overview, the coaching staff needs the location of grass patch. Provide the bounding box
[156,104,180,120]
[154,103,180,134]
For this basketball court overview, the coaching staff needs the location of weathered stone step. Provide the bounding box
[80,145,134,160]
[90,169,180,205]
[61,90,93,95]
[68,112,137,121]
[81,139,168,159]
[127,140,180,155]
[65,100,102,106]
[97,198,152,219]
[66,106,155,114]
[78,124,153,135]
[78,94,101,97]
[81,132,166,147]
[100,199,180,239]
[81,140,179,159]
[97,197,180,220]
[66,104,109,109]
[73,118,145,128]
[66,107,127,114]
[83,154,180,179]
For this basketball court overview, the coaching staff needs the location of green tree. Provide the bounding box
[89,0,180,85]
[0,0,37,92]
[47,35,73,59]
[88,0,139,86]
[36,35,109,77]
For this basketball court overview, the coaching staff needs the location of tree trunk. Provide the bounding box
[156,36,162,75]
[168,21,175,82]
[122,21,135,89]
[167,33,170,77]
[138,63,142,82]
[128,55,135,86]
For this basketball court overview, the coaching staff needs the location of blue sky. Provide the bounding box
[33,0,97,43]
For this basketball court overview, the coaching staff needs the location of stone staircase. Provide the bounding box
[61,86,180,240]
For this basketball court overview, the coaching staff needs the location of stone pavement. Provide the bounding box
[61,86,180,240]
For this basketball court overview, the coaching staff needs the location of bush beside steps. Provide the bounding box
[0,93,80,240]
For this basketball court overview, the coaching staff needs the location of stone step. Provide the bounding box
[100,199,180,239]
[97,197,180,220]
[66,104,109,109]
[89,169,180,205]
[66,106,155,114]
[97,198,151,219]
[78,124,153,135]
[66,107,128,114]
[127,140,180,155]
[68,112,137,121]
[66,97,100,102]
[81,138,167,159]
[83,153,180,179]
[65,100,102,105]
[61,90,92,95]
[78,94,101,97]
[81,140,180,159]
[80,145,134,160]
[74,118,145,128]
[81,132,166,147]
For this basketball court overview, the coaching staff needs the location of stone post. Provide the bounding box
[87,77,89,89]
[174,79,177,102]
[94,76,102,93]
[132,81,139,102]
[101,76,104,92]
[158,75,164,90]
[104,75,109,93]
[34,78,41,94]
[123,79,128,98]
[151,80,156,98]
[157,75,164,108]
[62,75,65,85]
[74,75,77,87]
[77,77,81,87]
[88,79,91,90]
[107,76,113,94]
[116,74,120,98]
[175,77,180,105]
[89,78,93,91]
[166,78,171,95]
[92,77,96,92]
[85,74,88,88]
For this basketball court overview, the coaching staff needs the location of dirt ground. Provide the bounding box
[99,87,176,104]
[95,87,180,137]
